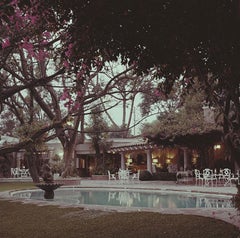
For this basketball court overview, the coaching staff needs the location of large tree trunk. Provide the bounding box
[25,149,40,183]
[61,144,76,177]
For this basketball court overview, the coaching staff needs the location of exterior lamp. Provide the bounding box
[214,144,221,150]
[153,159,158,164]
[166,159,171,164]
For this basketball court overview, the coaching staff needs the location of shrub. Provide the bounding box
[153,172,177,181]
[139,170,153,181]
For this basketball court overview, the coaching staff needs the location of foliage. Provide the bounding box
[2,0,240,168]
[15,121,48,150]
[139,170,153,181]
[153,172,177,181]
[86,106,112,174]
[50,154,64,174]
[141,82,220,138]
[232,183,240,214]
[44,1,240,168]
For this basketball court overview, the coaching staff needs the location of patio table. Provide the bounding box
[176,171,191,183]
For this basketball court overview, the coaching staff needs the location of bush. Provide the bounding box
[139,171,177,181]
[153,172,177,181]
[139,170,153,181]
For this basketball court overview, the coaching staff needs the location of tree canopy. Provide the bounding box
[42,0,240,79]
[1,0,240,168]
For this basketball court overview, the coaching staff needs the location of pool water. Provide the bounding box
[11,188,233,209]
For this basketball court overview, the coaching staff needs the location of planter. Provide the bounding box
[91,175,108,180]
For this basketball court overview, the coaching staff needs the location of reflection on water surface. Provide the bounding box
[12,189,233,209]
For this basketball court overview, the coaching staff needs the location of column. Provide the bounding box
[120,152,125,170]
[146,149,152,173]
[183,147,188,171]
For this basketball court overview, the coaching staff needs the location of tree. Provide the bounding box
[86,106,111,175]
[2,0,240,168]
[55,0,240,167]
[142,83,222,168]
[141,82,209,136]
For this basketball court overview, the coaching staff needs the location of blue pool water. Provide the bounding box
[11,188,233,209]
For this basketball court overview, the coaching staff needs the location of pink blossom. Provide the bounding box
[41,40,48,46]
[65,43,73,58]
[60,89,70,101]
[63,60,70,68]
[72,101,81,111]
[81,63,88,70]
[132,60,137,67]
[43,31,51,39]
[2,38,10,49]
[154,89,160,97]
[10,0,19,6]
[77,71,84,80]
[35,50,49,61]
[22,40,35,57]
[29,15,38,24]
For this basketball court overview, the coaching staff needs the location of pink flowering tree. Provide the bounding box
[0,0,128,178]
[0,0,74,179]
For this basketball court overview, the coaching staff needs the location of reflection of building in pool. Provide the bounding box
[196,197,232,208]
[107,191,141,207]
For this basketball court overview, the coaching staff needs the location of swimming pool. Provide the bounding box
[11,188,233,209]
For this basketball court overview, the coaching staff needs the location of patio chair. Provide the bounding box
[194,169,204,186]
[203,168,217,186]
[131,170,140,183]
[118,169,130,183]
[20,168,30,178]
[11,168,20,178]
[108,170,116,181]
[222,168,233,186]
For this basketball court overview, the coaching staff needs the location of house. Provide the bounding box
[75,137,145,176]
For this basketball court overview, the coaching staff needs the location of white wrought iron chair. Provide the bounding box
[194,169,204,186]
[203,168,217,186]
[131,170,140,183]
[108,170,116,182]
[20,168,30,178]
[118,169,130,183]
[222,168,232,186]
[11,168,20,178]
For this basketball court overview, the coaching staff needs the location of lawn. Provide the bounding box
[0,182,35,192]
[0,182,239,238]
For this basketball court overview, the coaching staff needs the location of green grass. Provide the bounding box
[0,182,35,192]
[0,182,239,238]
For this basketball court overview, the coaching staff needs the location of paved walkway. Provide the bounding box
[1,178,240,230]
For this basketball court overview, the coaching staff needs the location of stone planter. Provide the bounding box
[91,175,108,180]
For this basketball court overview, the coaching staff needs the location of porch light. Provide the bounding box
[126,158,132,166]
[214,144,221,150]
[166,159,171,164]
[192,157,197,165]
[152,159,158,164]
[127,158,133,163]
